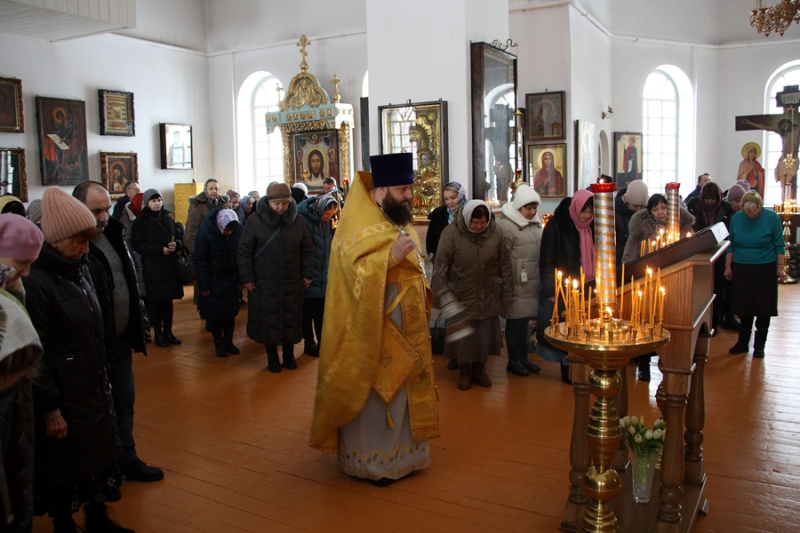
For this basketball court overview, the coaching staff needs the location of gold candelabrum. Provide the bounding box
[774,184,799,284]
[545,181,670,533]
[750,0,800,37]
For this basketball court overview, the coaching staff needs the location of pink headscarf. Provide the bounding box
[568,189,595,279]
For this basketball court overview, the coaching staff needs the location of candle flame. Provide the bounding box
[606,307,613,316]
[647,268,653,275]
[686,231,692,238]
[573,279,579,289]
[660,286,665,294]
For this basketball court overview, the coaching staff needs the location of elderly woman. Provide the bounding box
[24,187,132,533]
[426,181,467,258]
[622,193,695,264]
[227,189,246,224]
[536,189,594,384]
[297,194,338,358]
[131,189,184,348]
[725,180,750,213]
[497,185,544,377]
[195,208,243,358]
[725,191,785,358]
[431,200,514,391]
[687,182,736,331]
[0,214,44,533]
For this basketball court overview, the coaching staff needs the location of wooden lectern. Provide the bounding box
[560,223,728,533]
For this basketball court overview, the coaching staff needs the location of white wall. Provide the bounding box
[115,0,208,52]
[0,32,210,207]
[205,0,366,54]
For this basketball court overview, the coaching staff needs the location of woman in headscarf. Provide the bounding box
[0,195,25,217]
[131,189,185,348]
[119,191,146,298]
[535,189,594,384]
[431,200,514,391]
[297,194,339,357]
[426,181,467,259]
[195,208,243,358]
[687,182,736,331]
[725,191,785,358]
[497,185,544,377]
[532,151,565,197]
[24,187,132,533]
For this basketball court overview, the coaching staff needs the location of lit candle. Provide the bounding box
[686,231,692,238]
[659,286,666,323]
[588,289,594,323]
[619,263,625,318]
[572,279,580,332]
[630,276,635,323]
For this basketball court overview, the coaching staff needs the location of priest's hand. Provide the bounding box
[392,234,415,262]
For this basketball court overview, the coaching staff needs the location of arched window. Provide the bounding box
[642,66,694,194]
[764,61,800,205]
[236,71,284,195]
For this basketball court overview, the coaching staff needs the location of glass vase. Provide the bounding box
[630,452,658,503]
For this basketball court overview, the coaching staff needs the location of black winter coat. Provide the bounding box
[536,197,594,351]
[87,217,147,366]
[297,197,333,299]
[238,197,313,345]
[426,205,449,257]
[0,383,33,532]
[686,198,734,233]
[24,247,120,487]
[131,208,185,303]
[195,207,242,321]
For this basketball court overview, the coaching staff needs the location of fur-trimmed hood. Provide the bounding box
[255,195,298,227]
[628,206,695,242]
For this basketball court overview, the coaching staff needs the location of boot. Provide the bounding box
[447,358,459,370]
[729,318,753,354]
[283,344,298,370]
[637,355,651,382]
[52,515,78,533]
[164,330,182,345]
[162,304,181,344]
[223,319,240,354]
[458,363,472,391]
[753,317,769,358]
[471,361,492,388]
[266,345,281,373]
[303,339,319,357]
[561,364,572,385]
[84,503,134,533]
[153,331,169,348]
[722,311,741,331]
[210,323,227,358]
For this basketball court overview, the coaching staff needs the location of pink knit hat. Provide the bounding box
[40,187,97,244]
[0,214,43,260]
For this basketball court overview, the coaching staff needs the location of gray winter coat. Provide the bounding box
[497,202,543,320]
[237,197,314,345]
[431,206,514,320]
[622,207,695,264]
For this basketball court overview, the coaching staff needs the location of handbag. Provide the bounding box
[430,311,446,355]
[175,248,196,285]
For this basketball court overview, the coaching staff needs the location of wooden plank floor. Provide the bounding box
[33,284,800,532]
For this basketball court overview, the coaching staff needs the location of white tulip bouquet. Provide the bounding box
[619,415,666,457]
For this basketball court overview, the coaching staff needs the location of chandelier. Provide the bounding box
[750,0,800,37]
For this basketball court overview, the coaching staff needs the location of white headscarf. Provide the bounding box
[0,290,42,363]
[462,200,492,233]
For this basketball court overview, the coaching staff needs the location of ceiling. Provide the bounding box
[0,0,135,42]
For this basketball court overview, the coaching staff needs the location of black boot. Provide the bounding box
[638,355,651,382]
[729,316,753,354]
[223,318,240,354]
[162,304,181,344]
[84,503,134,533]
[447,357,459,370]
[753,317,770,358]
[561,364,572,385]
[266,345,281,373]
[210,321,227,358]
[303,339,319,357]
[283,344,298,370]
[52,514,78,533]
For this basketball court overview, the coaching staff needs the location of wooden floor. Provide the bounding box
[33,284,800,532]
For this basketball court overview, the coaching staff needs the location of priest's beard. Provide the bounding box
[382,191,413,227]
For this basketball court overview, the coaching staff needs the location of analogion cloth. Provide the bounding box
[309,171,440,457]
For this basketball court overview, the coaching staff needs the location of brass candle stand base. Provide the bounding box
[779,213,798,284]
[546,318,669,533]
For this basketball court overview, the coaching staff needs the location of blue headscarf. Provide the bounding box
[444,181,468,223]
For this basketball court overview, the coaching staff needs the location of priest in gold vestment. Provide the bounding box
[309,153,440,486]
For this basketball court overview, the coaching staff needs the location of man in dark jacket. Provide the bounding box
[111,180,140,221]
[74,182,164,487]
[238,182,314,373]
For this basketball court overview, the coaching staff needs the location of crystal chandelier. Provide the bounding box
[750,0,800,37]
